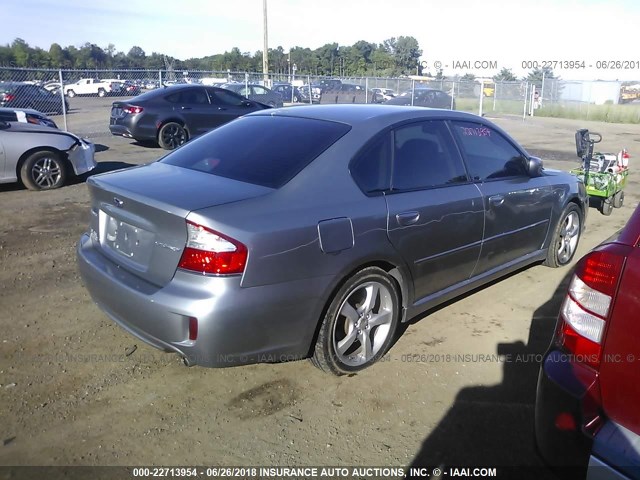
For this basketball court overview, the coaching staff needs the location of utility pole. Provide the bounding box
[262,0,269,86]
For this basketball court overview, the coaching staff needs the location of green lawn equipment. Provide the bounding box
[572,129,629,216]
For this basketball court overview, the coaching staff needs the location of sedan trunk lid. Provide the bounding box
[87,162,273,286]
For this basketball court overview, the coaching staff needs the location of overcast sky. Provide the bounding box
[3,0,640,80]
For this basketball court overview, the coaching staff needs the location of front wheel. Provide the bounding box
[600,197,613,216]
[613,190,624,208]
[311,267,400,375]
[66,89,76,98]
[20,150,67,190]
[544,204,582,268]
[158,122,187,150]
[98,88,106,97]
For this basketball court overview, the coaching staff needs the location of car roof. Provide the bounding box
[249,104,482,126]
[0,107,44,116]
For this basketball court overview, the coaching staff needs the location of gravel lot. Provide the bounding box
[0,109,638,478]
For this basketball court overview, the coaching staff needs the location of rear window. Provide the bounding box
[160,115,351,188]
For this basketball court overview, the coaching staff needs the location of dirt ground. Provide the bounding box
[0,113,638,479]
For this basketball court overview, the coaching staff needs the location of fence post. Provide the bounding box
[523,82,529,121]
[58,69,68,132]
[450,81,455,110]
[365,77,368,104]
[245,72,249,93]
[308,75,312,104]
[478,80,484,117]
[411,79,415,106]
[158,70,162,88]
[493,82,497,111]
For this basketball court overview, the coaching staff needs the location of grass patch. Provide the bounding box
[454,97,640,123]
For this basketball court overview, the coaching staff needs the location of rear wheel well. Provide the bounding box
[307,260,408,357]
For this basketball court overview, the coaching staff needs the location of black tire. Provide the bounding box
[600,197,613,216]
[292,95,299,103]
[98,88,106,98]
[20,150,67,191]
[158,122,187,150]
[311,267,400,375]
[613,191,624,208]
[66,89,76,98]
[544,203,582,268]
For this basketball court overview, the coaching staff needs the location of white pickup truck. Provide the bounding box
[63,78,121,98]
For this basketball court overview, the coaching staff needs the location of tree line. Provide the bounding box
[0,37,559,84]
[0,37,424,76]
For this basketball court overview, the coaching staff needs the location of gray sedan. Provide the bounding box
[77,105,587,375]
[0,121,96,190]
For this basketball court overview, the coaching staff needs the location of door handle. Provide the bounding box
[217,107,227,111]
[181,106,192,110]
[396,211,420,226]
[489,195,505,207]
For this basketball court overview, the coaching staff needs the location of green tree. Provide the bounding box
[49,43,64,67]
[493,67,517,82]
[393,36,422,74]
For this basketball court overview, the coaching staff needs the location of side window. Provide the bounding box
[165,88,209,104]
[392,121,468,191]
[252,86,268,95]
[450,121,528,180]
[350,133,392,194]
[208,88,245,106]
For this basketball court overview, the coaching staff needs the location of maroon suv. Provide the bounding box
[536,203,640,479]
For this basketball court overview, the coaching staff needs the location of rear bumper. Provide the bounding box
[77,233,330,367]
[109,124,134,138]
[587,421,640,480]
[535,349,595,469]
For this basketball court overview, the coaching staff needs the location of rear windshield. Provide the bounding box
[160,115,351,188]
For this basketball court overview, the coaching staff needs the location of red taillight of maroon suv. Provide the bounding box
[178,221,247,275]
[556,248,626,369]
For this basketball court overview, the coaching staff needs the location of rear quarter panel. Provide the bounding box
[599,247,640,435]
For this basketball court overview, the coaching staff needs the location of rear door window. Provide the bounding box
[161,116,351,188]
[392,120,469,190]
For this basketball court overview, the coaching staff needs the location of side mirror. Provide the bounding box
[241,100,253,107]
[527,156,544,177]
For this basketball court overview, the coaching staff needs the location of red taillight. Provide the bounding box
[177,222,247,275]
[558,249,625,369]
[4,93,15,102]
[123,105,143,114]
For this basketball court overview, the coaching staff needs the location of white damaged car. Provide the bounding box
[0,121,96,190]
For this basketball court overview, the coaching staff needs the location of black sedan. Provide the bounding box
[385,87,455,109]
[109,85,271,150]
[0,82,68,115]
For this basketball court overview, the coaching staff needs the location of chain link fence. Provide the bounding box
[1,68,639,139]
